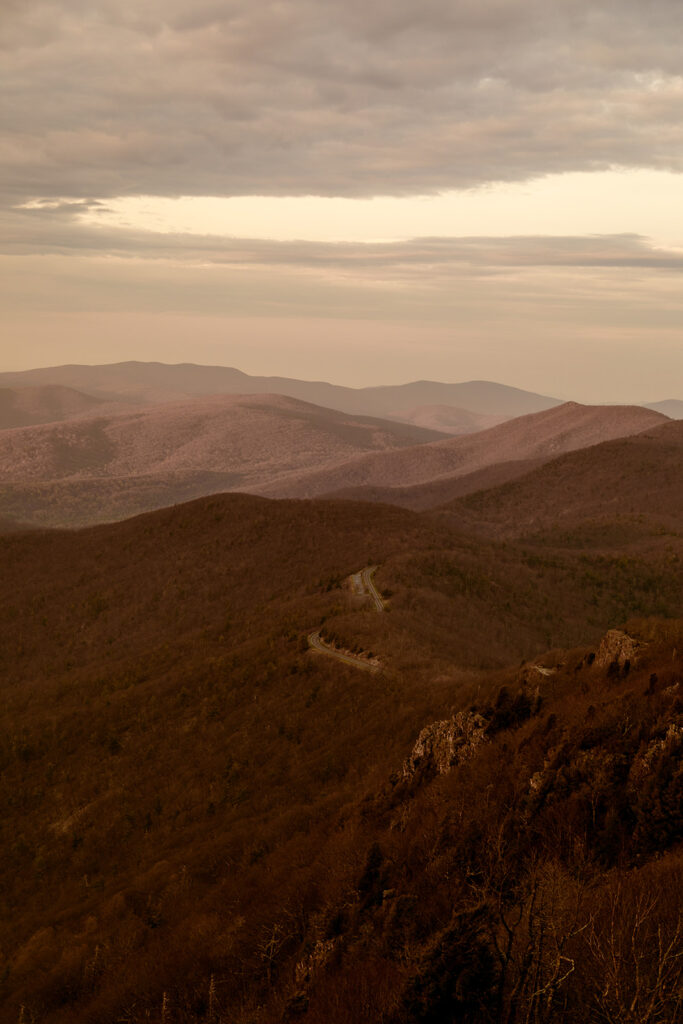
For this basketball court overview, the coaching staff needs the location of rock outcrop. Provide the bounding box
[595,629,644,669]
[402,710,488,779]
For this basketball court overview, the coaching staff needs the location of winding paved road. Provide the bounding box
[308,565,385,672]
[359,565,385,612]
[307,630,380,673]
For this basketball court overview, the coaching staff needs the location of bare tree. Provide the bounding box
[585,882,683,1024]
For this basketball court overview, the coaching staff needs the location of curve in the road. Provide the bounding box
[307,631,380,674]
[308,565,386,673]
[350,564,385,612]
[360,565,385,613]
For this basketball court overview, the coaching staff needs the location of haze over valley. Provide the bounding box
[3,0,683,1020]
[0,364,677,529]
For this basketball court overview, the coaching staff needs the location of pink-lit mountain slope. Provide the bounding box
[258,402,669,501]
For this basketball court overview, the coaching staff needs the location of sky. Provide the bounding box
[2,0,683,402]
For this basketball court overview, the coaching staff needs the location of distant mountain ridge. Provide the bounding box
[1,363,679,439]
[0,398,668,529]
[0,385,110,429]
[439,417,683,539]
[644,399,683,419]
[0,393,447,526]
[0,393,445,483]
[0,361,562,420]
[257,401,669,501]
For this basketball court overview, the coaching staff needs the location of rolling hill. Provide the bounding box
[0,385,110,429]
[0,399,667,529]
[1,490,682,1023]
[258,402,669,501]
[0,393,446,527]
[319,457,547,510]
[438,418,683,540]
[382,403,508,435]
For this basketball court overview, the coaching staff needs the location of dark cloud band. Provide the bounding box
[2,0,683,207]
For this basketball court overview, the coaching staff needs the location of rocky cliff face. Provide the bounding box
[595,629,644,668]
[402,710,489,779]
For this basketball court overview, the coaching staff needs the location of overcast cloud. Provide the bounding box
[3,0,683,203]
[1,1,682,397]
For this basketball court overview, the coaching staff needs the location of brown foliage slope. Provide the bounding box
[0,515,35,533]
[0,394,445,527]
[287,623,683,1024]
[379,404,508,435]
[340,415,683,516]
[0,386,108,429]
[320,457,546,510]
[0,394,444,482]
[439,418,683,539]
[1,491,682,1022]
[258,402,668,500]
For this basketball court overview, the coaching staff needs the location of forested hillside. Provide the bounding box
[1,491,681,1022]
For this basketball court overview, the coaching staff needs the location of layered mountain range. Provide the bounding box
[2,360,682,1024]
[0,361,562,421]
[1,360,679,430]
[257,401,667,502]
[0,362,677,529]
